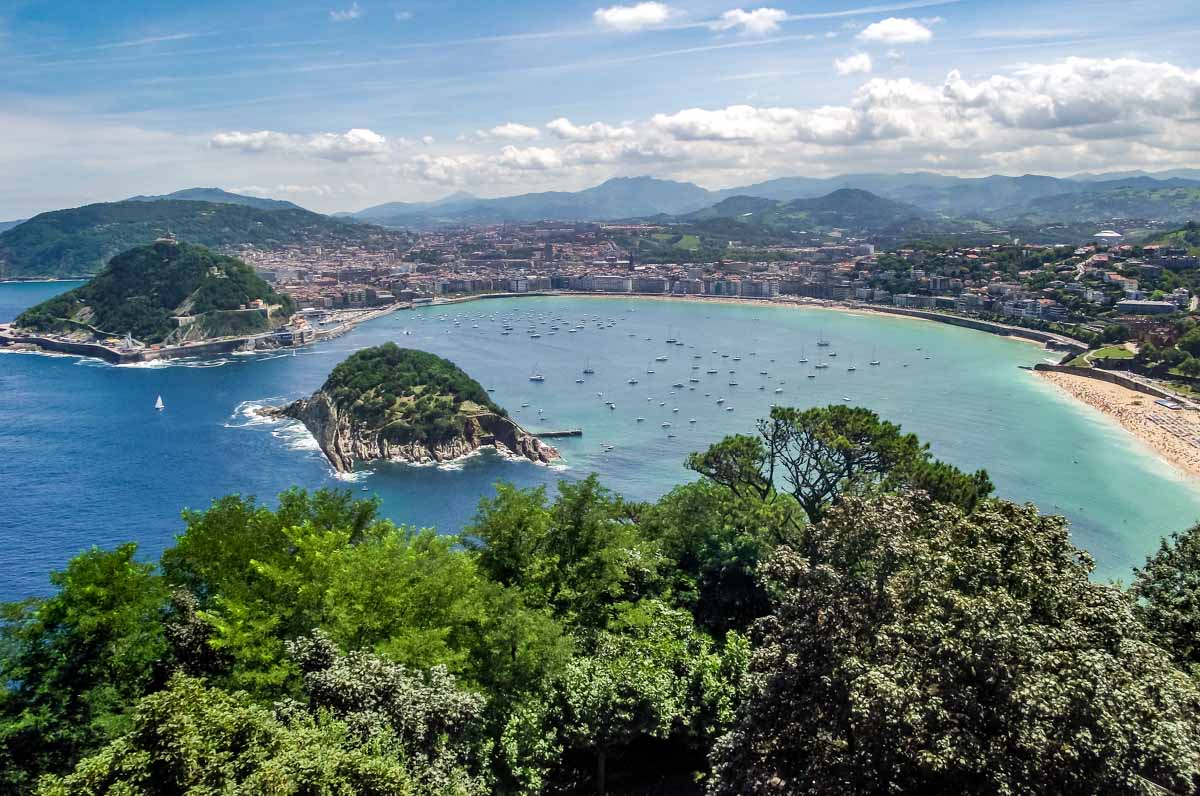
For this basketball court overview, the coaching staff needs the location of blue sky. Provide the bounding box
[1,0,1199,216]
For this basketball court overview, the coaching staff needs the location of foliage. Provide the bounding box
[687,404,993,523]
[640,480,800,637]
[709,493,1200,795]
[0,544,168,793]
[322,343,504,446]
[1132,523,1200,675]
[15,241,293,343]
[463,476,659,630]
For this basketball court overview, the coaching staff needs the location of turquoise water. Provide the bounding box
[2,282,1198,599]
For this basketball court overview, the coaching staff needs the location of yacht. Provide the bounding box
[775,387,784,393]
[529,372,545,382]
[628,378,639,385]
[655,355,669,362]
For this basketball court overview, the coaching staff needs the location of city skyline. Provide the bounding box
[2,0,1199,218]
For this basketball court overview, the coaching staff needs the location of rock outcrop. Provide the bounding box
[266,390,559,472]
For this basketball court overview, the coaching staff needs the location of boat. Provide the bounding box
[828,352,837,358]
[689,377,700,383]
[520,402,529,407]
[529,372,545,382]
[661,421,672,428]
[655,355,669,362]
[583,360,595,375]
[636,417,645,422]
[815,362,829,369]
[575,378,585,383]
[688,418,697,424]
[726,406,734,411]
[817,337,831,347]
[716,397,725,404]
[154,395,164,411]
[847,365,857,372]
[870,359,881,366]
[728,381,738,386]
[672,382,684,388]
[628,378,639,385]
[775,387,783,393]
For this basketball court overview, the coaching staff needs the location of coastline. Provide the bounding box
[1036,371,1200,480]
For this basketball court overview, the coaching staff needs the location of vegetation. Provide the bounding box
[0,199,406,278]
[321,343,505,445]
[15,241,293,344]
[4,405,1200,795]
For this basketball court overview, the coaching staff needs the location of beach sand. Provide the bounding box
[1038,371,1200,479]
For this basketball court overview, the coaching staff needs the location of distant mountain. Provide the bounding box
[997,186,1200,223]
[15,241,293,344]
[0,219,24,234]
[353,191,480,221]
[0,200,406,279]
[126,187,306,212]
[354,177,713,227]
[687,188,928,230]
[1070,169,1200,182]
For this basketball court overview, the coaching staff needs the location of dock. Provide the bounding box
[536,429,583,438]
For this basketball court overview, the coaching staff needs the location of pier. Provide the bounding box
[535,429,583,438]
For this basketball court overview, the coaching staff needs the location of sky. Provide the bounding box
[1,0,1199,217]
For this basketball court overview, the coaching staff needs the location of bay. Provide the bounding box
[2,281,1198,599]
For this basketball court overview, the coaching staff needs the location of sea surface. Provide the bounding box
[3,281,1199,599]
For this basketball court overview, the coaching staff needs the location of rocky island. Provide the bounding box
[269,343,559,471]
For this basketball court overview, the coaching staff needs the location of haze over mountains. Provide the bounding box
[347,171,1200,228]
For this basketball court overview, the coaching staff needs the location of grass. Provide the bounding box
[1067,344,1134,367]
[673,234,701,251]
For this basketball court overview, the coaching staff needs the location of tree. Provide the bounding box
[0,544,168,793]
[709,494,1200,795]
[463,476,660,629]
[1132,523,1200,675]
[687,405,992,523]
[558,600,743,796]
[640,480,800,636]
[1178,328,1200,358]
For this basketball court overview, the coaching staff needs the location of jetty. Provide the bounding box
[535,428,583,438]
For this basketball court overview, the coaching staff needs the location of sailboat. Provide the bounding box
[154,395,165,411]
[529,365,545,382]
[582,359,595,375]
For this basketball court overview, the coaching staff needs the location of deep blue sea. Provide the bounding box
[3,281,1199,599]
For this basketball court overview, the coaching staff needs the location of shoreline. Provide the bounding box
[1036,371,1200,480]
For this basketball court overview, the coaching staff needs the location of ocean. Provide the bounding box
[2,281,1198,599]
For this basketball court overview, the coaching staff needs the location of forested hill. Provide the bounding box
[0,199,404,278]
[321,343,505,433]
[15,240,293,344]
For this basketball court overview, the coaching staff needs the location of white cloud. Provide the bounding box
[497,145,564,170]
[394,10,413,21]
[546,117,634,142]
[421,135,435,145]
[857,17,932,44]
[329,2,362,22]
[710,8,788,36]
[834,53,873,76]
[209,128,389,160]
[486,122,542,140]
[593,2,675,32]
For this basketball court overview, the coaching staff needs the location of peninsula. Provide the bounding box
[7,239,293,358]
[269,343,559,471]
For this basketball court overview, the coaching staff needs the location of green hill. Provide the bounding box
[125,187,306,211]
[15,240,293,344]
[1004,187,1200,223]
[1151,221,1200,253]
[0,199,403,278]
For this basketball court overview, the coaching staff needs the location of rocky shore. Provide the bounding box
[260,390,559,472]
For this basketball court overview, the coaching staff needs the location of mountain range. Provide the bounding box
[345,171,1200,229]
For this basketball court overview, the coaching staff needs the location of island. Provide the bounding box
[5,238,295,361]
[267,343,559,471]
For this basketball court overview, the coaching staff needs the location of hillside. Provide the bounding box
[0,200,405,278]
[15,240,293,344]
[276,343,558,469]
[1151,221,1200,254]
[1004,186,1200,223]
[685,189,930,232]
[126,187,306,211]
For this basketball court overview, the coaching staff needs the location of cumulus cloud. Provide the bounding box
[834,53,873,76]
[209,128,389,160]
[857,17,933,44]
[593,2,675,32]
[497,145,564,170]
[710,8,788,36]
[546,117,634,142]
[394,10,413,21]
[329,2,362,22]
[485,122,542,140]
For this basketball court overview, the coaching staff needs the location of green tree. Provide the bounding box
[640,479,800,636]
[1133,523,1200,675]
[1178,328,1200,358]
[710,494,1200,795]
[687,405,992,523]
[463,476,660,629]
[559,600,742,796]
[0,544,168,793]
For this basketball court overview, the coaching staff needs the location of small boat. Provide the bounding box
[847,365,857,372]
[728,381,738,386]
[828,352,837,358]
[726,406,734,411]
[672,407,680,413]
[575,378,585,383]
[521,402,529,407]
[870,360,881,366]
[775,387,783,393]
[529,373,545,382]
[716,397,725,404]
[655,355,669,362]
[154,395,164,411]
[661,422,672,428]
[815,362,829,369]
[628,378,639,385]
[636,417,645,422]
[689,377,700,383]
[817,338,831,347]
[672,382,684,388]
[688,418,697,424]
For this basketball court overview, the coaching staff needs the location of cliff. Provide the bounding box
[272,390,558,471]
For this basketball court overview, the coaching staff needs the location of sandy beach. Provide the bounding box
[1038,371,1200,479]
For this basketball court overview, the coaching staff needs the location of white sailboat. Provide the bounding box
[154,395,164,411]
